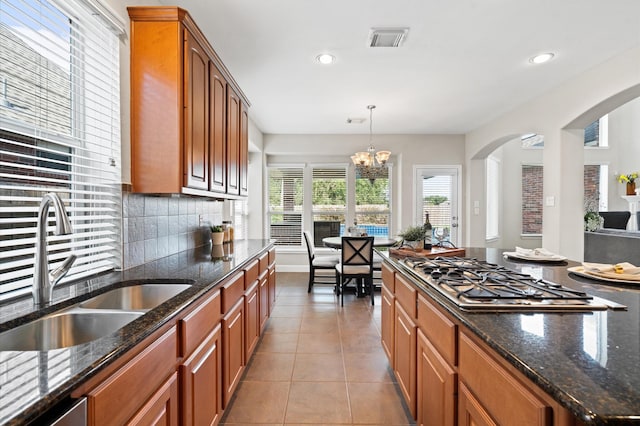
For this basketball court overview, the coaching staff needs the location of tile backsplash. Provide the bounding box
[122,191,223,269]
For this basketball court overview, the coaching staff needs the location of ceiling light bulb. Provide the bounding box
[316,53,335,65]
[530,53,555,64]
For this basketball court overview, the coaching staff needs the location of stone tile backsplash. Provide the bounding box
[122,191,223,269]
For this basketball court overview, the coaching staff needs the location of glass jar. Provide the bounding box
[222,221,231,242]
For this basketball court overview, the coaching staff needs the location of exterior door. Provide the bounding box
[414,166,461,247]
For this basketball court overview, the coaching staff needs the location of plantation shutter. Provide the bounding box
[311,167,346,246]
[0,0,123,301]
[268,167,303,246]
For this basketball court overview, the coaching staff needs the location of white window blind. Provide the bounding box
[355,173,390,237]
[268,167,303,246]
[312,167,345,244]
[0,0,122,301]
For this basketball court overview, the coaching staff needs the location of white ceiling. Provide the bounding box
[163,0,640,135]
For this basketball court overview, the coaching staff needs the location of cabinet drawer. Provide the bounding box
[459,331,552,426]
[243,259,259,289]
[179,290,221,357]
[395,274,417,318]
[86,327,177,425]
[381,262,395,293]
[221,272,245,314]
[417,294,457,366]
[258,252,269,273]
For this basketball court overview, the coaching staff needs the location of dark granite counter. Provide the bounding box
[0,239,273,426]
[380,247,640,425]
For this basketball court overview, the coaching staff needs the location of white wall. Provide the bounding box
[466,46,640,261]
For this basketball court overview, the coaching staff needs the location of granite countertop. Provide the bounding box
[0,239,273,426]
[380,247,640,425]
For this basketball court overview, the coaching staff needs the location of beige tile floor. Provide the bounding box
[220,272,414,425]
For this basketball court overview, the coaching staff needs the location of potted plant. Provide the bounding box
[399,225,426,250]
[210,225,225,245]
[584,196,603,232]
[617,172,639,195]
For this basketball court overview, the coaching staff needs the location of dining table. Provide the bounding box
[321,236,400,249]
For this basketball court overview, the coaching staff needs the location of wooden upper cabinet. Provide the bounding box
[128,6,249,198]
[226,88,241,195]
[209,62,227,193]
[184,30,209,191]
[240,102,249,196]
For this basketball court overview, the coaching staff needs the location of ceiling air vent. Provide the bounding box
[368,27,409,47]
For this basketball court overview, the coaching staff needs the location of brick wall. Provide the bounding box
[522,165,543,234]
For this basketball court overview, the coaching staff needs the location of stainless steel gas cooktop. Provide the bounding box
[399,257,621,312]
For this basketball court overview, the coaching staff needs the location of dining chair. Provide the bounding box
[599,211,631,229]
[303,231,340,293]
[335,236,375,306]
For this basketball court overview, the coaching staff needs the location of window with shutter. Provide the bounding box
[312,167,346,246]
[268,167,303,246]
[0,0,123,301]
[355,173,390,237]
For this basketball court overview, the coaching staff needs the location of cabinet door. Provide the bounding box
[180,325,222,426]
[209,62,227,193]
[239,101,249,196]
[458,382,497,426]
[381,285,395,365]
[222,299,245,407]
[417,329,456,426]
[394,301,417,419]
[226,88,240,195]
[184,30,209,190]
[127,372,179,426]
[259,271,269,332]
[268,265,276,315]
[245,281,260,360]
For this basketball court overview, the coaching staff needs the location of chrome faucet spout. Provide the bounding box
[33,193,75,306]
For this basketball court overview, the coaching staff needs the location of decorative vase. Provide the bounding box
[211,231,225,245]
[627,182,636,195]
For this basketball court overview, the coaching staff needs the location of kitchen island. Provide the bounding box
[380,248,640,425]
[0,239,275,425]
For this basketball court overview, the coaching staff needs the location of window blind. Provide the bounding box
[268,167,303,246]
[0,0,122,301]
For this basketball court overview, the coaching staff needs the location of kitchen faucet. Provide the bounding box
[33,192,76,306]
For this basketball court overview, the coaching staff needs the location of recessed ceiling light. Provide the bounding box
[530,52,555,64]
[316,53,335,65]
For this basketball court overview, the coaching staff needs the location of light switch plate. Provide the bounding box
[545,196,555,206]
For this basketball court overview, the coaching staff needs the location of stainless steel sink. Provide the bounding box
[0,310,143,351]
[78,284,191,311]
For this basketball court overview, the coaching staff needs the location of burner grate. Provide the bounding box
[400,256,605,311]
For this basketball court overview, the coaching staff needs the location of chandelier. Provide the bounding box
[351,105,391,182]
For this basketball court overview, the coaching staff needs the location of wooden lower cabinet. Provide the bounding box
[394,300,417,418]
[258,271,269,332]
[128,372,179,426]
[85,327,178,425]
[458,332,552,426]
[380,284,395,365]
[222,298,245,407]
[244,280,260,360]
[417,329,457,426]
[268,265,276,315]
[180,324,222,426]
[458,382,497,426]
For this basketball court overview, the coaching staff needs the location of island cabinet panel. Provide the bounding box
[180,325,222,426]
[395,274,417,318]
[381,262,396,293]
[222,298,245,407]
[417,295,457,367]
[184,29,209,191]
[458,332,552,426]
[380,284,395,365]
[128,6,249,198]
[394,300,417,419]
[128,372,179,426]
[208,61,227,193]
[458,382,497,426]
[417,329,457,426]
[85,327,178,425]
